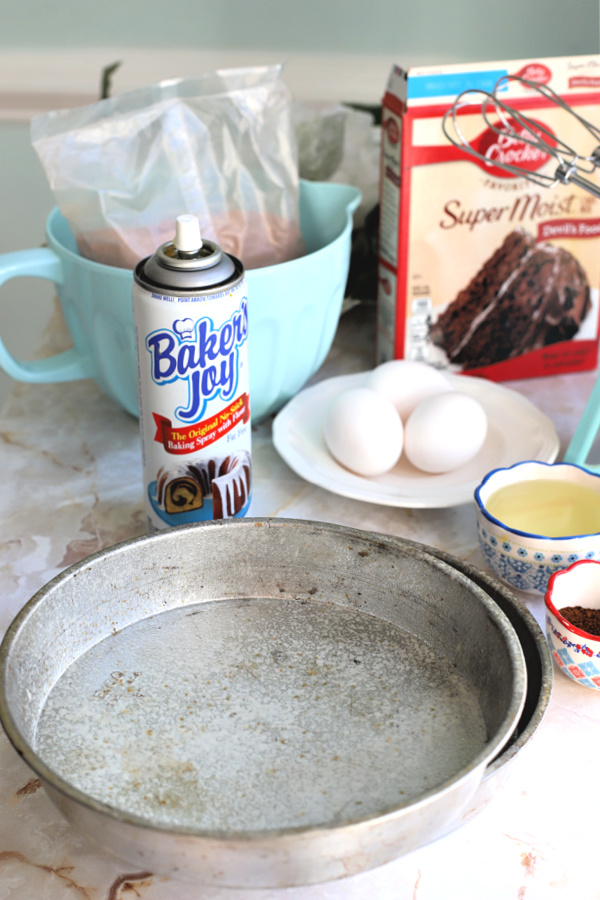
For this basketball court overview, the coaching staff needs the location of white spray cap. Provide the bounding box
[175,214,202,253]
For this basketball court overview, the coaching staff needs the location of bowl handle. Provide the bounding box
[0,248,95,383]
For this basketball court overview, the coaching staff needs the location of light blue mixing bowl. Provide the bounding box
[0,180,360,422]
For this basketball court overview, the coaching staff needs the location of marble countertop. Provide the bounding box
[1,302,598,899]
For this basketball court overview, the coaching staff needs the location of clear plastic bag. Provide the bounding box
[295,102,379,228]
[31,65,303,270]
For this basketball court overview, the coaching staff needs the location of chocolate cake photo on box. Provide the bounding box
[430,228,591,370]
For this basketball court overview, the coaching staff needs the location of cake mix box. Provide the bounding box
[376,55,600,379]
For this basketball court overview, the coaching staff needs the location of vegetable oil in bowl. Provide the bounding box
[485,479,600,537]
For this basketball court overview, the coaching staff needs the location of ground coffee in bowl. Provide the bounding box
[559,606,600,637]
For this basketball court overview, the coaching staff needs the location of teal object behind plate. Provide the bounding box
[564,372,600,474]
[0,180,361,423]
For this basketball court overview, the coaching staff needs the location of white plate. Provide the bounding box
[272,372,560,508]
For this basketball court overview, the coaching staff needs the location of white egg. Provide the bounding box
[324,387,403,477]
[404,392,488,474]
[364,360,452,422]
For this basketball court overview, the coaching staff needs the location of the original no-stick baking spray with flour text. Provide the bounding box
[133,215,251,530]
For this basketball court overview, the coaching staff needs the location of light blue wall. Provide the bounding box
[2,0,599,59]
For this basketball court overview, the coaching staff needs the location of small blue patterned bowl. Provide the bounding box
[474,461,600,595]
[545,560,600,689]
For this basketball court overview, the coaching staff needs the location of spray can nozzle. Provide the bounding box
[175,215,203,256]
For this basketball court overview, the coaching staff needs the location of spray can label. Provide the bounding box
[133,277,251,530]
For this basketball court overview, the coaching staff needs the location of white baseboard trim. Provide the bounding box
[0,48,405,120]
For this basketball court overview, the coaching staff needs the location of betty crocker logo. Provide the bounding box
[471,117,555,178]
[385,116,400,145]
[514,63,552,85]
[146,298,248,423]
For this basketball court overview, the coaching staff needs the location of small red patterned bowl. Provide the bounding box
[544,559,600,689]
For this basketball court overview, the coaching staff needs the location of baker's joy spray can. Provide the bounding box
[133,215,251,531]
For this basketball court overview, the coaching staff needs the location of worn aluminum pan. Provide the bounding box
[0,519,527,889]
[404,540,552,827]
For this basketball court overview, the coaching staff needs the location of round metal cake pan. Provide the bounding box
[0,518,527,889]
[399,539,553,829]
